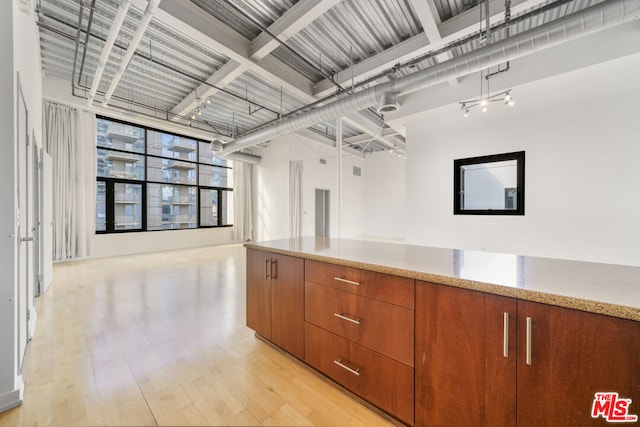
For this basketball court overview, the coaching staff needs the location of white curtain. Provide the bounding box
[233,161,253,242]
[289,161,303,238]
[44,102,96,260]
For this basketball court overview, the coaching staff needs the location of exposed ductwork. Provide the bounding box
[221,0,640,156]
[103,0,161,105]
[87,0,132,105]
[377,92,399,114]
[223,151,262,165]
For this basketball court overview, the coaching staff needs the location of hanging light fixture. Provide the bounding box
[459,0,515,117]
[459,87,514,117]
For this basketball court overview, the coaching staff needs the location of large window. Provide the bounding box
[96,117,233,233]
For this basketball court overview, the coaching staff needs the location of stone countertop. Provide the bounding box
[245,237,640,322]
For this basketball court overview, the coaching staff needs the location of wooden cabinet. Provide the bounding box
[305,323,415,425]
[517,300,640,426]
[416,281,517,427]
[305,260,415,425]
[305,281,414,366]
[246,248,304,359]
[305,260,414,309]
[416,281,640,427]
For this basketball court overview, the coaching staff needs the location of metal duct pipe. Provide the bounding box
[87,0,132,105]
[103,0,161,105]
[223,151,262,165]
[222,0,640,155]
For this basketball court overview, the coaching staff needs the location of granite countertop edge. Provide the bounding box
[244,241,640,322]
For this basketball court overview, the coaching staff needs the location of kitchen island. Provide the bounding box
[245,237,640,426]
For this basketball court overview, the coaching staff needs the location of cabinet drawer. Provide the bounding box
[305,282,414,367]
[305,260,414,309]
[305,323,414,426]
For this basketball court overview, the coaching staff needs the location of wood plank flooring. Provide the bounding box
[0,244,394,426]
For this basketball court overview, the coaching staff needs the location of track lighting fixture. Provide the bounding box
[460,89,514,117]
[386,147,406,160]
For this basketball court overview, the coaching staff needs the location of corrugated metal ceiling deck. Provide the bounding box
[37,0,609,156]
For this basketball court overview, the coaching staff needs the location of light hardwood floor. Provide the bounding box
[0,244,394,426]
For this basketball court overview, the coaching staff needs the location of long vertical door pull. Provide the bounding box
[265,259,271,279]
[503,312,509,358]
[526,316,532,365]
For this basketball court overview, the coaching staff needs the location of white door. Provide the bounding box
[33,143,43,297]
[315,189,330,237]
[16,80,31,372]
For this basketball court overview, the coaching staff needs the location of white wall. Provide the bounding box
[253,132,365,241]
[0,0,43,412]
[0,0,18,412]
[403,52,640,266]
[93,228,235,259]
[362,151,406,241]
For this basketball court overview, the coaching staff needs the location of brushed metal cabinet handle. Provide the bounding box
[503,312,509,358]
[334,358,360,376]
[526,316,532,365]
[265,259,271,279]
[333,277,360,286]
[334,312,360,325]
[271,259,277,279]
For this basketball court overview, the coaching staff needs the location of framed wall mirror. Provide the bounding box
[454,151,525,215]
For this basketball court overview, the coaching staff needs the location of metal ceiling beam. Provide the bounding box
[159,0,394,149]
[87,0,132,105]
[409,0,457,85]
[343,127,399,145]
[341,114,398,150]
[222,0,640,155]
[170,60,246,118]
[313,0,548,98]
[250,0,341,61]
[409,0,442,44]
[103,0,161,105]
[295,128,365,158]
[155,0,314,100]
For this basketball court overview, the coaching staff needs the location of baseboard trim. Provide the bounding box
[0,384,23,413]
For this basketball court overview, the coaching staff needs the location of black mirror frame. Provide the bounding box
[454,151,525,215]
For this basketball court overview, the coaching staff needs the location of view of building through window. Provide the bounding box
[96,117,233,233]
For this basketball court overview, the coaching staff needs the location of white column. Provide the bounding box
[336,117,342,239]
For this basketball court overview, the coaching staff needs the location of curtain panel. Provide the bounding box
[44,102,96,260]
[232,161,253,242]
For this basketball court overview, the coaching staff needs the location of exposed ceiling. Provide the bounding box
[36,0,631,158]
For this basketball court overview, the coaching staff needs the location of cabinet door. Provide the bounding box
[270,253,305,360]
[246,249,271,339]
[415,281,517,427]
[517,301,640,426]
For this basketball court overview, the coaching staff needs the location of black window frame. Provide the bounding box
[454,151,525,215]
[96,115,233,234]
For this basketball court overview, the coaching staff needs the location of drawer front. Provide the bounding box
[305,260,414,309]
[305,323,414,426]
[305,282,414,367]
